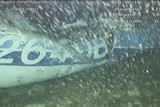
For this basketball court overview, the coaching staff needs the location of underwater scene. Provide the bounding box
[0,1,160,107]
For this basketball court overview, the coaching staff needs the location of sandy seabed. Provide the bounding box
[0,49,160,107]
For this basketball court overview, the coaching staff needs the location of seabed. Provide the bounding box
[0,49,159,107]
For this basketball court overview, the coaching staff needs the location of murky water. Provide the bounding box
[0,1,160,107]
